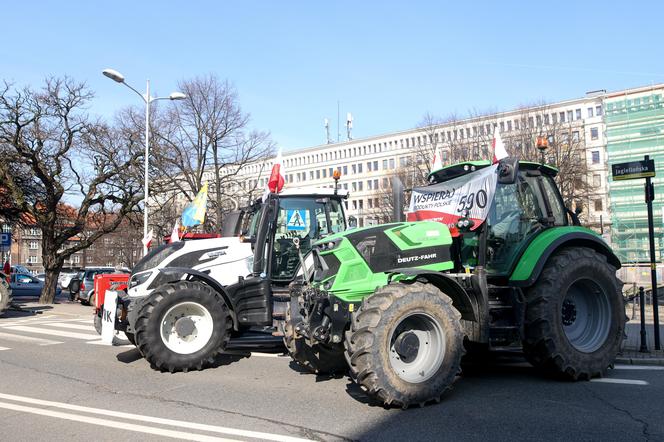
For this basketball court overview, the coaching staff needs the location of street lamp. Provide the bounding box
[103,68,186,256]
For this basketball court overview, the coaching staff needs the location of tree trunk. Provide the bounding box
[39,269,61,304]
[39,238,64,304]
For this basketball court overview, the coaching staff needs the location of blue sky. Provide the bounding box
[4,1,664,151]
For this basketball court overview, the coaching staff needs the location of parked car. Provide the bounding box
[69,267,126,305]
[10,265,31,275]
[9,273,62,298]
[34,273,46,282]
[58,271,79,290]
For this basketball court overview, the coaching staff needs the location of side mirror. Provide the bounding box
[497,157,519,184]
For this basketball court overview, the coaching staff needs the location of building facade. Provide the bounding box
[605,84,664,263]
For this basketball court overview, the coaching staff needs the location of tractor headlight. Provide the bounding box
[318,238,343,252]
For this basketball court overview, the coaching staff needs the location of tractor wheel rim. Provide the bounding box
[160,302,213,355]
[562,278,611,353]
[388,312,445,383]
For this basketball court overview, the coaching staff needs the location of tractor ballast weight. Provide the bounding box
[286,158,626,408]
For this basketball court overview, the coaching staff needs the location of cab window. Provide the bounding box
[271,197,346,280]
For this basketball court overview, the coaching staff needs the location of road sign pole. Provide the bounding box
[644,155,661,350]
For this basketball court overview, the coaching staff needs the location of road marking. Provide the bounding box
[0,332,62,346]
[3,326,99,340]
[590,378,649,385]
[0,392,314,442]
[0,401,238,442]
[0,346,9,351]
[86,340,133,348]
[38,322,96,331]
[613,364,664,371]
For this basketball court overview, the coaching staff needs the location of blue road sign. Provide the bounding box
[0,232,10,248]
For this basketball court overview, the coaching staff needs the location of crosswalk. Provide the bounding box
[0,314,131,351]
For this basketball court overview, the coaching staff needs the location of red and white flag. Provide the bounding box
[492,128,509,163]
[141,228,154,249]
[431,149,442,172]
[170,219,180,243]
[407,164,499,235]
[267,150,285,193]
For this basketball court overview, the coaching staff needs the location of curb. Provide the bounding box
[615,356,664,366]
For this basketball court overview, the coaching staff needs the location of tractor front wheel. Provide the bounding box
[345,282,464,408]
[134,281,232,372]
[523,247,626,379]
[284,306,347,375]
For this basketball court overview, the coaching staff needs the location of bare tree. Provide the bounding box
[147,75,274,232]
[0,78,144,303]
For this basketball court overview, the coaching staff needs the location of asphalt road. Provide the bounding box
[0,301,662,442]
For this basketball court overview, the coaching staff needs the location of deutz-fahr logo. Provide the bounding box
[397,253,437,264]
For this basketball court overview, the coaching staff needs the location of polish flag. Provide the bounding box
[141,228,154,249]
[431,149,442,172]
[492,128,509,163]
[267,150,285,193]
[170,219,180,243]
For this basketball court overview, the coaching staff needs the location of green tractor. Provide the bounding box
[285,158,626,408]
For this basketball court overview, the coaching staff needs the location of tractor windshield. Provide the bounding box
[270,197,346,281]
[485,171,565,275]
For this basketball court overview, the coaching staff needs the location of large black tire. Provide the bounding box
[345,282,464,408]
[134,281,232,373]
[523,247,626,380]
[283,306,347,375]
[0,278,12,316]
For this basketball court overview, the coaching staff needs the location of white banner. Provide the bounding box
[100,290,118,345]
[407,164,498,231]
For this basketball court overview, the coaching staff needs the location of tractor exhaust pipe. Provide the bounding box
[391,176,405,222]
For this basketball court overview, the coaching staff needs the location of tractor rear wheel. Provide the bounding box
[284,306,347,375]
[523,247,626,380]
[345,282,464,408]
[134,281,232,373]
[0,280,12,316]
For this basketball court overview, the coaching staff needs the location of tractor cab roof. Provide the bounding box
[428,159,558,184]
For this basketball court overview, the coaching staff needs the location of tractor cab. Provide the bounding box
[429,159,571,277]
[243,188,348,285]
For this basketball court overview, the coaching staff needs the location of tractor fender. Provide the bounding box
[508,228,621,287]
[390,269,478,321]
[157,267,238,329]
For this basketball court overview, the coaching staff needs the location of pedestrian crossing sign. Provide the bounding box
[286,209,307,231]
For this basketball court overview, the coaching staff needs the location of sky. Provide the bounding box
[4,1,664,152]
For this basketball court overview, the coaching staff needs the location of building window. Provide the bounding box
[507,121,512,131]
[567,110,573,122]
[343,166,348,175]
[73,255,81,264]
[351,164,356,174]
[594,199,603,211]
[316,170,320,179]
[389,158,395,169]
[593,174,601,187]
[590,127,599,140]
[358,163,363,173]
[572,131,580,142]
[27,256,38,264]
[596,105,603,116]
[544,114,549,125]
[358,181,363,191]
[382,178,388,188]
[367,161,372,172]
[559,112,565,123]
[382,159,387,170]
[591,151,600,164]
[29,241,39,250]
[576,109,582,120]
[587,107,594,118]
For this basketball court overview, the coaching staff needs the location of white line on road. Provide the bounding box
[0,346,9,351]
[0,332,62,346]
[3,326,99,340]
[613,364,664,371]
[86,340,133,348]
[0,401,238,442]
[37,322,96,331]
[0,392,314,442]
[590,378,649,385]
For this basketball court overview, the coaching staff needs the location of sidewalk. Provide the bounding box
[617,303,664,365]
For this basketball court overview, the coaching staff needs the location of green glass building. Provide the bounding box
[605,86,664,263]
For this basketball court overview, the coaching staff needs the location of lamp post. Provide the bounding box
[102,68,186,255]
